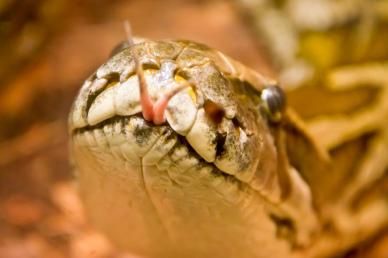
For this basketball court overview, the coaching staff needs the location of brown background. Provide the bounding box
[0,1,386,257]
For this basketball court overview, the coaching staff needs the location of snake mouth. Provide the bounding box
[71,114,254,205]
[70,98,263,190]
[72,114,233,177]
[70,66,257,184]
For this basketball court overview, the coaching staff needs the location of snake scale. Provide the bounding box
[69,38,387,258]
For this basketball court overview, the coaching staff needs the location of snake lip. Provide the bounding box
[71,114,210,161]
[71,114,249,190]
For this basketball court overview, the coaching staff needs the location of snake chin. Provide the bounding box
[71,113,293,258]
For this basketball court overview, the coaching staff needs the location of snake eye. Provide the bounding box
[260,85,286,122]
[109,41,132,57]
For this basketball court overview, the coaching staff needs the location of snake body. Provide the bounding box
[69,40,324,258]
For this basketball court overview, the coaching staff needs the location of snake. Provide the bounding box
[68,39,358,258]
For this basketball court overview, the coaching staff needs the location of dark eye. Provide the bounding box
[109,41,132,57]
[260,85,286,122]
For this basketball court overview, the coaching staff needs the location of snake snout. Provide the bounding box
[69,61,198,136]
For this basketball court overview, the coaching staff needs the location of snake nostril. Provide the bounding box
[105,72,121,83]
[142,62,160,71]
[174,69,190,80]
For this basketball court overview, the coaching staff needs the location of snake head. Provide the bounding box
[68,39,328,257]
[69,39,288,203]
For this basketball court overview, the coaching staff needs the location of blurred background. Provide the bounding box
[0,0,387,257]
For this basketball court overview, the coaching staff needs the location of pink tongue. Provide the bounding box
[152,84,189,125]
[134,52,189,125]
[138,71,154,122]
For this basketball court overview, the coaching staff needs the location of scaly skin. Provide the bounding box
[69,39,383,258]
